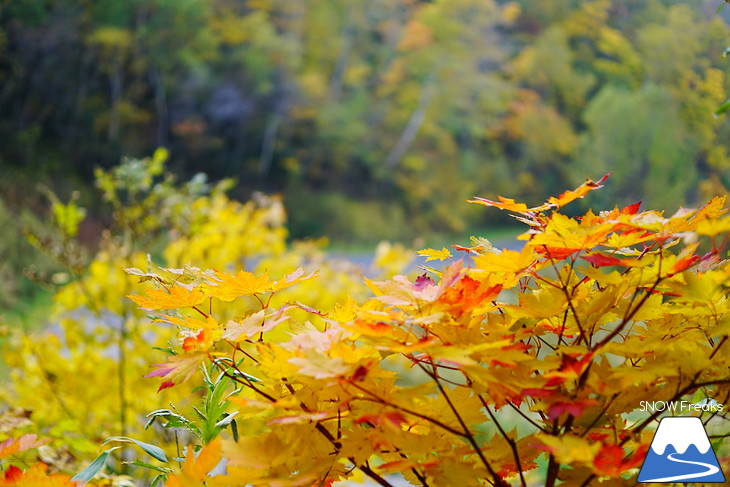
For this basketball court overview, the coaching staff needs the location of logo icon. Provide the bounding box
[637,417,725,483]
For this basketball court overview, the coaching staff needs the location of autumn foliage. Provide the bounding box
[1,166,729,485]
[0,154,373,486]
[112,174,730,486]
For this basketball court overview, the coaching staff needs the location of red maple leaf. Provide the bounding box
[581,254,624,268]
[621,201,642,215]
[672,253,700,274]
[536,247,580,260]
[548,398,598,420]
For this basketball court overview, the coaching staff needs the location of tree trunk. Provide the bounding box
[259,112,282,180]
[152,68,168,147]
[108,60,123,142]
[384,74,435,169]
[328,4,353,102]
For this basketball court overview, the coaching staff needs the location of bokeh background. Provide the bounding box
[1,3,730,483]
[1,0,730,314]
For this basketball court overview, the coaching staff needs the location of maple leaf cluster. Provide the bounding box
[0,433,77,487]
[126,175,730,487]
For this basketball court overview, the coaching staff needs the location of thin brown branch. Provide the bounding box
[591,277,663,351]
[506,401,549,433]
[542,246,589,347]
[417,363,507,487]
[579,394,617,438]
[346,381,467,438]
[214,361,396,486]
[481,396,527,487]
[191,305,209,318]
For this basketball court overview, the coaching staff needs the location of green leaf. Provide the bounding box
[71,447,120,483]
[145,409,192,429]
[103,436,168,462]
[152,346,176,355]
[723,46,730,59]
[231,418,239,442]
[209,376,230,408]
[192,405,208,422]
[150,474,167,487]
[715,100,730,116]
[125,459,172,474]
[215,411,238,429]
[227,368,262,382]
[145,409,203,441]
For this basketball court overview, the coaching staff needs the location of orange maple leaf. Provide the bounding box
[0,434,48,460]
[468,195,535,213]
[469,174,611,214]
[166,437,222,487]
[544,353,594,387]
[671,245,702,274]
[546,173,611,209]
[498,461,538,478]
[592,443,648,476]
[0,464,76,486]
[181,328,215,352]
[439,275,502,313]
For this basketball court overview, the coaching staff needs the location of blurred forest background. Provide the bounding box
[2,0,730,310]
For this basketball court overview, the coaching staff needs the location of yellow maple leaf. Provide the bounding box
[329,296,359,323]
[204,270,274,301]
[270,267,319,293]
[128,286,207,310]
[696,215,730,236]
[473,246,536,274]
[417,247,453,262]
[688,195,728,227]
[665,195,728,234]
[146,352,208,391]
[536,434,600,465]
[155,314,219,331]
[528,213,614,252]
[222,309,290,341]
[288,350,350,379]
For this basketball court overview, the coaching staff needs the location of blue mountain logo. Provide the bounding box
[637,417,725,483]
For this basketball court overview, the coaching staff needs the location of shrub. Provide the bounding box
[0,153,382,484]
[112,174,729,486]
